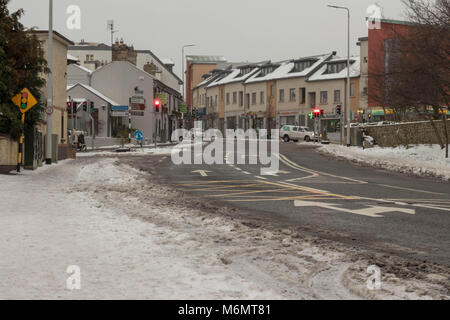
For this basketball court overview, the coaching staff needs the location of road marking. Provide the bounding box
[263,170,290,177]
[286,174,319,182]
[210,188,291,198]
[263,180,356,200]
[294,200,415,218]
[279,154,367,184]
[242,171,252,175]
[191,170,211,177]
[377,184,447,196]
[256,176,267,180]
[235,167,242,171]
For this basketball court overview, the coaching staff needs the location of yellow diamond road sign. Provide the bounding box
[12,88,38,113]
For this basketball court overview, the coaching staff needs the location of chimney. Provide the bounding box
[112,39,137,65]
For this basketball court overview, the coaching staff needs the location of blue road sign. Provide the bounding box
[134,130,144,141]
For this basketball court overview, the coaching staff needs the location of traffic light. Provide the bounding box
[82,101,87,112]
[21,92,29,111]
[336,105,342,115]
[368,113,372,119]
[309,112,314,120]
[154,99,161,112]
[90,101,95,113]
[67,101,72,114]
[313,108,321,118]
[73,102,78,114]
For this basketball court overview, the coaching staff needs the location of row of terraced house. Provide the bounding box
[189,38,369,133]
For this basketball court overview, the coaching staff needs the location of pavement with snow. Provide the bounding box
[319,144,450,181]
[0,149,449,299]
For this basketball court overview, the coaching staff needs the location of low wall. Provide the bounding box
[85,137,124,148]
[364,120,450,147]
[0,135,18,174]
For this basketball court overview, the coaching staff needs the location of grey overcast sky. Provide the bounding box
[8,0,406,77]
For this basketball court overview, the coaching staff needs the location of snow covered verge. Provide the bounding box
[319,144,450,181]
[0,157,448,299]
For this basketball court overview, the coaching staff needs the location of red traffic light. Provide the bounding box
[153,99,161,112]
[313,108,321,115]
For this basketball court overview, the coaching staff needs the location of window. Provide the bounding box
[85,54,90,61]
[299,88,306,104]
[239,91,243,107]
[215,95,218,106]
[291,59,316,73]
[233,92,237,104]
[363,87,368,95]
[289,88,296,102]
[320,91,328,104]
[334,90,341,103]
[226,92,230,105]
[350,84,356,97]
[270,85,274,97]
[252,92,257,105]
[260,91,265,104]
[326,62,346,74]
[206,96,209,107]
[279,89,285,102]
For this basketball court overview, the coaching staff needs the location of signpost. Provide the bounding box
[130,96,146,117]
[11,88,38,172]
[134,130,144,147]
[111,105,129,117]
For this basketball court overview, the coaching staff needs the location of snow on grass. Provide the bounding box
[320,144,450,181]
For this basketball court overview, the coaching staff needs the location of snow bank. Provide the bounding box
[320,144,450,180]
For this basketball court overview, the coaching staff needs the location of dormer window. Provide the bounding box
[257,66,277,78]
[237,67,253,77]
[325,62,350,74]
[291,59,317,73]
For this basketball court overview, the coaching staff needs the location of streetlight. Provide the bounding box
[46,0,54,164]
[182,44,196,100]
[328,4,351,147]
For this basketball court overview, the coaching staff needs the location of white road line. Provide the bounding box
[279,154,367,184]
[377,184,447,196]
[255,176,267,180]
[242,171,251,175]
[235,167,242,171]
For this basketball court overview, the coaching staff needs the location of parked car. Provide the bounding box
[280,125,314,143]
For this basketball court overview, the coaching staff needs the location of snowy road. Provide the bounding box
[0,155,448,299]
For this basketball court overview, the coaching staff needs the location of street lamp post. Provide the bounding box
[182,44,196,100]
[46,0,54,164]
[328,5,351,147]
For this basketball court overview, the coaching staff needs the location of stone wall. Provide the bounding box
[364,120,450,147]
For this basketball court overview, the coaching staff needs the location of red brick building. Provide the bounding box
[368,19,414,108]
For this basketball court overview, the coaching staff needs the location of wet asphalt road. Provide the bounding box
[128,140,450,266]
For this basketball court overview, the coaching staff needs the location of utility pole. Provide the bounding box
[45,0,53,164]
[182,44,196,130]
[328,5,351,147]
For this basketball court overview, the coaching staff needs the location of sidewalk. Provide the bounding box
[320,144,450,180]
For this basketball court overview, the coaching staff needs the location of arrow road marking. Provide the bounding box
[264,170,290,176]
[294,200,416,218]
[191,170,211,177]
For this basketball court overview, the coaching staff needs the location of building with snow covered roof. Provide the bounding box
[190,51,362,133]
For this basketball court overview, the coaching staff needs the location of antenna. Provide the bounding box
[107,20,118,46]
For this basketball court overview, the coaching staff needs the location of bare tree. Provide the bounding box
[368,0,449,157]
